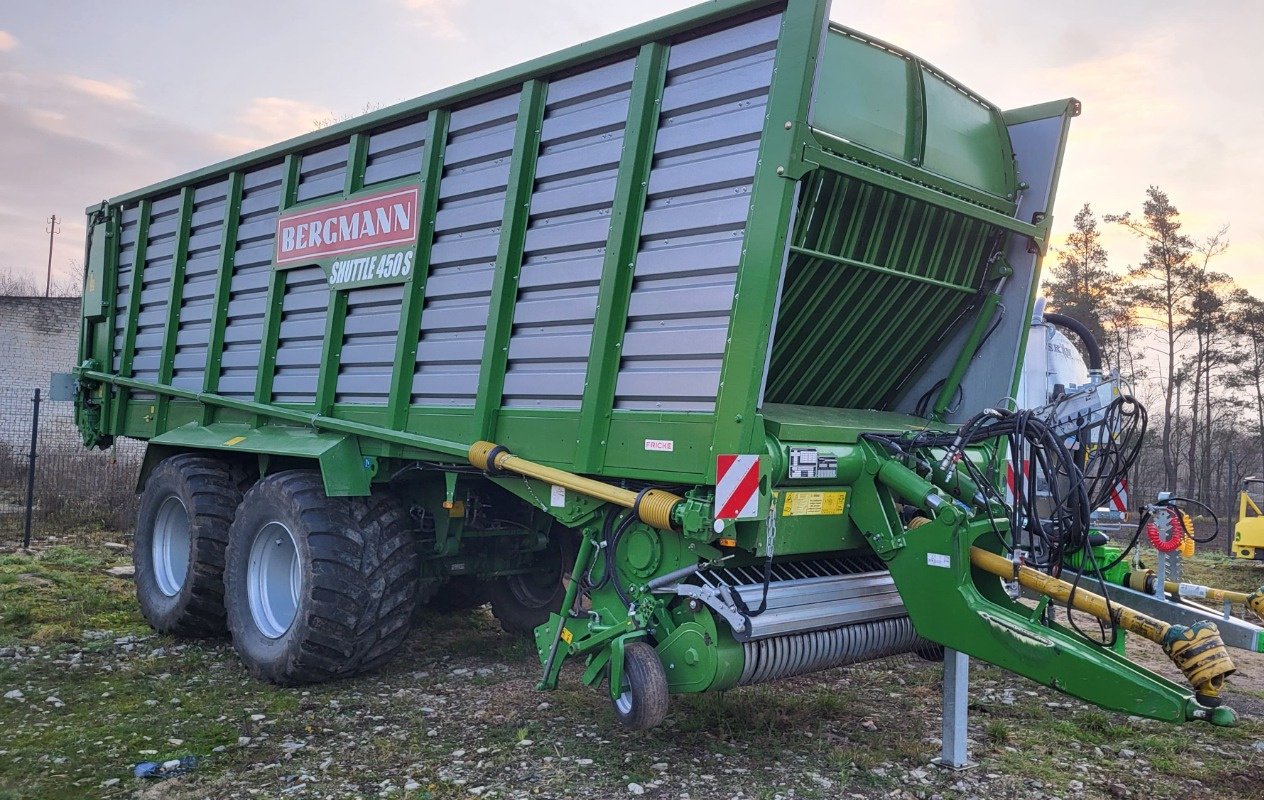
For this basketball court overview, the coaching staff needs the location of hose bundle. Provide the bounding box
[868,396,1148,645]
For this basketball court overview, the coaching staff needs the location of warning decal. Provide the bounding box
[715,454,760,520]
[782,491,846,516]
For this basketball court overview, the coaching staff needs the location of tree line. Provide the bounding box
[1044,187,1262,520]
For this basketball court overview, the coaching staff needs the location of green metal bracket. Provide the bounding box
[853,452,1224,725]
[149,421,371,496]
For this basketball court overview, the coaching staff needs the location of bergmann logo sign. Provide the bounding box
[274,186,420,289]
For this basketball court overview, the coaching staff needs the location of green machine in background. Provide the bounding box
[76,0,1238,730]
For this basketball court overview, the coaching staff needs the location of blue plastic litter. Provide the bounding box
[133,762,158,778]
[133,755,197,779]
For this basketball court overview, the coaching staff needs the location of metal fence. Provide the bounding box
[0,387,144,547]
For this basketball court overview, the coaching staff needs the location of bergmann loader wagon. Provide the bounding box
[76,0,1239,730]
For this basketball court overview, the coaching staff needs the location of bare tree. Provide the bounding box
[1106,187,1199,490]
[1229,288,1264,476]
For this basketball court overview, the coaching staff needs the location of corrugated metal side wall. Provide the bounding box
[103,7,784,427]
[218,162,285,399]
[111,205,141,373]
[129,192,184,399]
[614,14,780,412]
[272,265,329,404]
[335,118,429,404]
[501,57,637,409]
[412,92,521,406]
[171,178,229,391]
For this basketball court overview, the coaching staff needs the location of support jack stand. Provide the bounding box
[931,648,976,771]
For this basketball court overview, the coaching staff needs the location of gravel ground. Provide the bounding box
[2,542,1263,799]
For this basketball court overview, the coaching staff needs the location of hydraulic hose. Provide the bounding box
[970,547,1236,705]
[1043,312,1102,372]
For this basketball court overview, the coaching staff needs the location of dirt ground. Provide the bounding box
[2,539,1263,800]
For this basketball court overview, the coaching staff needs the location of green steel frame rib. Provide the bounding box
[93,207,121,424]
[803,132,1039,238]
[154,186,195,430]
[201,171,244,425]
[786,244,977,294]
[312,138,369,415]
[253,155,302,419]
[314,290,349,415]
[902,57,927,166]
[574,41,670,474]
[344,132,369,196]
[387,110,450,431]
[83,369,470,460]
[472,79,549,441]
[712,0,830,462]
[110,199,152,432]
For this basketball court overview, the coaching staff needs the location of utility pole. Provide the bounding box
[45,214,60,297]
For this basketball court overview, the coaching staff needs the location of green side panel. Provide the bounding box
[82,212,110,321]
[812,27,1017,202]
[812,31,913,160]
[920,74,1013,199]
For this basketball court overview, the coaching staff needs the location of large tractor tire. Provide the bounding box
[224,471,420,685]
[133,454,245,637]
[488,530,573,635]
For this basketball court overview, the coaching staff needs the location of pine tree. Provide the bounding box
[1044,203,1116,350]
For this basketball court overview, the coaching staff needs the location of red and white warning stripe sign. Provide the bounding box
[1109,478,1129,512]
[716,454,760,520]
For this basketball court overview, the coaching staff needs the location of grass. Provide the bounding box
[1,538,1262,799]
[1179,550,1264,596]
[0,546,145,645]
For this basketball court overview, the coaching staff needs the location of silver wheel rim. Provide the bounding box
[152,496,191,597]
[247,521,301,639]
[614,689,634,716]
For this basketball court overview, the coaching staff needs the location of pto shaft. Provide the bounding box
[469,441,682,530]
[1127,570,1264,618]
[970,547,1236,705]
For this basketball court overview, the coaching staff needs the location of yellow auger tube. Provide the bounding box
[469,441,682,531]
[970,547,1237,704]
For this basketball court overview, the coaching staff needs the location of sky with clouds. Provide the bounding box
[1,0,1261,296]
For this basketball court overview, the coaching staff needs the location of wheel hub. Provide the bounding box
[247,521,301,639]
[152,496,191,597]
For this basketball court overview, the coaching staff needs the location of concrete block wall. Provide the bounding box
[0,296,81,394]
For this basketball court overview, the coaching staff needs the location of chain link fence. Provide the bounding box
[0,387,144,548]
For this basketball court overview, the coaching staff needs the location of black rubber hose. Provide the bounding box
[1044,312,1103,372]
